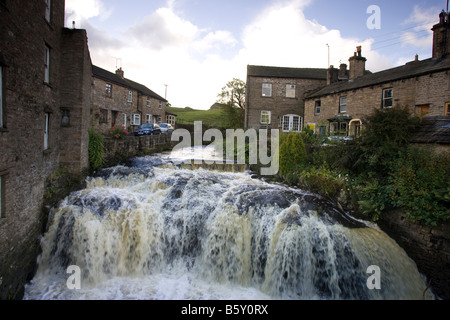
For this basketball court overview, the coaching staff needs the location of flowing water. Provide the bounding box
[24,148,433,300]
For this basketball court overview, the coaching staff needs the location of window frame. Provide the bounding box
[281,114,302,133]
[159,101,163,110]
[0,174,5,219]
[127,90,133,103]
[147,96,151,107]
[262,83,272,97]
[146,114,152,124]
[105,83,112,98]
[44,45,50,84]
[44,0,51,23]
[0,65,4,129]
[339,96,347,114]
[314,100,321,115]
[445,102,450,116]
[44,113,50,150]
[260,111,271,125]
[99,109,108,124]
[122,113,127,127]
[286,84,296,98]
[382,88,393,108]
[132,113,141,126]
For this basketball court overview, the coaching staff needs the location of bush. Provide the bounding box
[106,126,129,139]
[389,147,450,225]
[299,166,344,198]
[279,132,307,175]
[88,128,104,170]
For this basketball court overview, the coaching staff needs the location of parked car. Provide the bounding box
[134,123,161,136]
[158,123,174,134]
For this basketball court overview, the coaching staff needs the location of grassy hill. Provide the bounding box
[168,105,241,128]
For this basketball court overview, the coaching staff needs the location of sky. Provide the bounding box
[65,0,444,110]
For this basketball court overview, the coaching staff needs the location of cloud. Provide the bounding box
[69,0,398,110]
[236,1,391,72]
[400,5,439,49]
[129,8,199,50]
[65,0,113,28]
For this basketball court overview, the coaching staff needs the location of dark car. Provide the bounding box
[158,123,174,134]
[134,123,161,136]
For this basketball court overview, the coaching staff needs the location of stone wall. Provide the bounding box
[378,211,450,300]
[103,134,175,166]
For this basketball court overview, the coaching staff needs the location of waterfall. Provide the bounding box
[24,154,433,300]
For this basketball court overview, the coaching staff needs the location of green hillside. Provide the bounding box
[168,105,240,128]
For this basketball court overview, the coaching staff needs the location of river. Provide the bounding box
[23,147,433,300]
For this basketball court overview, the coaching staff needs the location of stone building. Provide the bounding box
[245,65,327,131]
[0,0,92,299]
[304,11,450,138]
[91,66,168,134]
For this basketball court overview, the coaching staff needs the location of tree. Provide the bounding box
[217,78,246,110]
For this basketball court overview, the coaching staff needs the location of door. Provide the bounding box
[281,114,302,132]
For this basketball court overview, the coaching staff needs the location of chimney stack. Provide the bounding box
[349,46,367,80]
[116,67,124,79]
[327,65,339,85]
[432,10,450,59]
[338,63,348,80]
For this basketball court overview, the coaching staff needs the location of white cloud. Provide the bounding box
[65,0,113,28]
[236,1,391,72]
[400,5,438,49]
[70,0,399,110]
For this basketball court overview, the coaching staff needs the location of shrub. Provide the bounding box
[88,128,104,170]
[389,147,450,225]
[299,166,344,199]
[279,132,307,175]
[106,126,129,139]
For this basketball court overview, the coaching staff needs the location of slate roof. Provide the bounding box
[306,56,450,99]
[92,65,168,102]
[247,65,327,80]
[411,116,450,145]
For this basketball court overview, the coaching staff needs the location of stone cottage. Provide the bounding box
[0,0,92,299]
[91,66,168,134]
[304,11,450,138]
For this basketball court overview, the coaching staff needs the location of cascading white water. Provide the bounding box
[24,154,434,300]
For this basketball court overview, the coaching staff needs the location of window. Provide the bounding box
[286,85,296,98]
[127,91,133,103]
[315,100,321,115]
[132,114,141,126]
[44,113,50,150]
[159,101,163,109]
[382,88,393,108]
[158,116,162,123]
[147,96,151,107]
[416,105,430,117]
[446,102,450,116]
[45,0,51,22]
[146,114,152,124]
[0,65,3,128]
[123,113,127,127]
[281,114,302,132]
[339,97,347,113]
[262,83,272,97]
[0,174,4,218]
[260,111,271,124]
[106,84,112,98]
[44,45,50,84]
[99,109,108,123]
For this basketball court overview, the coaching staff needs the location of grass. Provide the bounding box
[167,106,230,128]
